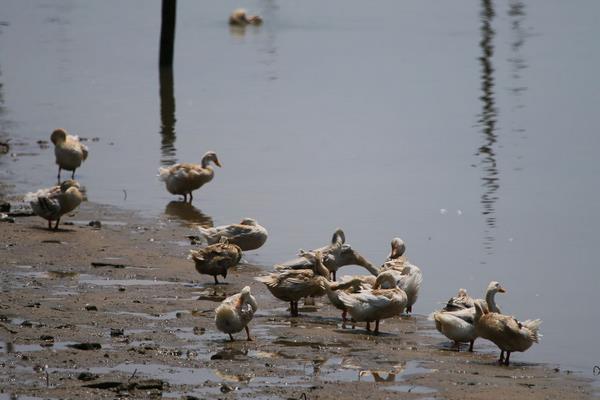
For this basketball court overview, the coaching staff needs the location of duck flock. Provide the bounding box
[24,127,542,367]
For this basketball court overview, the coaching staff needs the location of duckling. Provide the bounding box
[275,228,379,280]
[158,151,221,203]
[473,299,541,365]
[432,281,506,351]
[25,180,83,230]
[50,128,88,183]
[189,238,242,284]
[255,253,330,317]
[197,218,267,251]
[229,8,263,26]
[338,271,408,334]
[215,286,258,341]
[380,238,423,313]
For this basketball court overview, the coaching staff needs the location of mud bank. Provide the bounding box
[0,201,596,399]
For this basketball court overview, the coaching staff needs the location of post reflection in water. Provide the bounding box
[164,200,213,227]
[508,0,528,161]
[476,0,499,258]
[159,66,177,166]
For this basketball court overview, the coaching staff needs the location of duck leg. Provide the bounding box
[245,325,253,341]
[48,220,52,230]
[406,305,412,313]
[228,333,234,342]
[366,321,371,332]
[188,192,193,203]
[213,275,219,284]
[504,351,511,366]
[374,320,380,334]
[54,218,61,231]
[57,167,62,184]
[182,193,187,202]
[71,169,76,179]
[468,340,474,352]
[331,271,337,281]
[498,350,505,364]
[341,309,347,328]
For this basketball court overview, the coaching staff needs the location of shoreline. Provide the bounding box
[0,195,596,399]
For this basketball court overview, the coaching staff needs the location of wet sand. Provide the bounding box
[0,200,596,399]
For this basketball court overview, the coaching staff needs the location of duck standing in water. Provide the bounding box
[189,238,242,284]
[158,151,221,203]
[50,128,88,183]
[215,286,258,341]
[197,218,267,251]
[473,299,541,365]
[25,180,84,230]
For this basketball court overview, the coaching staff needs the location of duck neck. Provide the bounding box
[485,289,499,313]
[201,157,212,168]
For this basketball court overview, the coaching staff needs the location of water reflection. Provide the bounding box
[508,0,528,168]
[159,67,177,166]
[476,0,499,257]
[164,200,213,227]
[259,0,279,81]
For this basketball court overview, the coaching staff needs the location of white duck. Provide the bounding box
[50,128,88,183]
[197,218,267,251]
[215,286,258,341]
[379,238,423,313]
[229,8,263,26]
[158,151,221,203]
[432,281,506,351]
[338,271,407,334]
[473,299,541,365]
[25,179,83,230]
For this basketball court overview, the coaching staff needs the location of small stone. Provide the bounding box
[85,304,98,311]
[77,372,99,381]
[88,220,102,229]
[110,328,124,337]
[67,342,102,351]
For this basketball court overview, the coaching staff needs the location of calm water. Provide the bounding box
[1,0,599,377]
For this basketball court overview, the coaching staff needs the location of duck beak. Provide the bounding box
[498,287,506,293]
[215,159,222,168]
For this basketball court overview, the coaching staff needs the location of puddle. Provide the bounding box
[384,384,437,394]
[108,310,189,321]
[68,220,128,227]
[89,363,218,386]
[0,341,104,353]
[320,359,433,383]
[79,274,177,287]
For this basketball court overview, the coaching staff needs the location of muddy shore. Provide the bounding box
[0,198,596,399]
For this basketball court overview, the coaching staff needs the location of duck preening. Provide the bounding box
[189,238,242,284]
[158,151,221,203]
[215,286,258,341]
[25,179,83,230]
[337,271,408,334]
[275,228,378,280]
[197,218,268,251]
[51,128,88,183]
[255,251,330,317]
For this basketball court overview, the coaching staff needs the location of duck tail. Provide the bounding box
[522,319,542,342]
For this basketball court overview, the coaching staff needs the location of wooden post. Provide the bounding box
[159,66,176,165]
[159,0,177,67]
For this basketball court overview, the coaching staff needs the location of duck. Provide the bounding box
[158,151,221,203]
[25,179,83,230]
[50,128,88,183]
[338,271,408,334]
[473,299,541,365]
[275,228,379,280]
[215,286,258,341]
[189,238,242,284]
[432,281,506,351]
[229,8,263,26]
[197,218,267,251]
[442,288,475,312]
[300,251,372,327]
[444,281,505,313]
[255,254,330,317]
[379,238,423,313]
